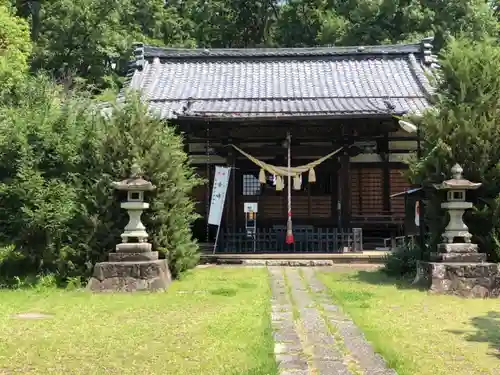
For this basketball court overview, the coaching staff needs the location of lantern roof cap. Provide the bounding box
[112,164,156,191]
[434,164,481,190]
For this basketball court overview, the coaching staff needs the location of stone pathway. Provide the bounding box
[269,267,397,375]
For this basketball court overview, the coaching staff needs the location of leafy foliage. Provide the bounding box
[0,2,31,97]
[277,0,497,49]
[382,242,420,278]
[0,78,203,283]
[407,37,500,261]
[23,0,194,89]
[4,0,498,91]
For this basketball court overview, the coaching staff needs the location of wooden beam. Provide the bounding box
[187,134,418,147]
[175,118,400,139]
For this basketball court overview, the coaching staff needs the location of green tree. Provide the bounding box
[276,0,327,46]
[320,0,433,45]
[277,0,498,49]
[422,0,498,50]
[408,37,500,261]
[16,0,194,90]
[171,0,278,48]
[0,77,203,283]
[0,2,31,97]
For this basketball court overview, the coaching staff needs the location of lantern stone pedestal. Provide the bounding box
[414,164,500,298]
[87,166,171,292]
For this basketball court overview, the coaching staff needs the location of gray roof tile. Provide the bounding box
[127,40,434,119]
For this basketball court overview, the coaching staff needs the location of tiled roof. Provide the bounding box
[126,38,436,120]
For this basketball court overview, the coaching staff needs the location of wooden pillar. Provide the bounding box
[226,139,237,231]
[381,133,391,215]
[204,138,212,243]
[276,152,287,218]
[340,125,351,229]
[357,168,363,215]
[330,159,339,226]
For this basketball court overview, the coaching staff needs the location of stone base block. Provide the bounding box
[115,242,152,253]
[414,261,500,298]
[437,243,478,253]
[430,252,487,263]
[108,251,159,262]
[87,259,171,292]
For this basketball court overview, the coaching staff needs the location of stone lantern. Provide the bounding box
[113,163,155,245]
[87,164,171,292]
[433,164,481,244]
[415,164,500,298]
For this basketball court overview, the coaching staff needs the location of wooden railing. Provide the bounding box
[216,227,363,253]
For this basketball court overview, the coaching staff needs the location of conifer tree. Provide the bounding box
[409,37,500,261]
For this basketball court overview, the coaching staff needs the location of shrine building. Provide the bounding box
[124,37,435,253]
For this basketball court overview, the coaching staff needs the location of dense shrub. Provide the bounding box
[382,242,421,278]
[0,76,203,284]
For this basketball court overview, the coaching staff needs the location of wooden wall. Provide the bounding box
[390,169,409,217]
[191,165,409,224]
[350,167,384,216]
[253,195,332,219]
[350,166,410,217]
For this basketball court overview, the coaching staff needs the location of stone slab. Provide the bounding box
[280,371,309,375]
[87,275,170,292]
[87,259,171,292]
[90,260,170,280]
[313,360,353,375]
[276,354,309,370]
[415,261,500,298]
[115,242,152,253]
[430,252,487,263]
[437,243,478,253]
[108,251,159,262]
[301,268,396,375]
[244,260,334,266]
[432,262,498,278]
[13,312,53,320]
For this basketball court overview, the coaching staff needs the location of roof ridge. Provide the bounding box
[148,95,428,103]
[121,42,145,91]
[139,38,434,60]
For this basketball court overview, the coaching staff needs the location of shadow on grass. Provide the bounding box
[228,366,278,375]
[209,287,238,297]
[448,311,500,359]
[346,270,428,292]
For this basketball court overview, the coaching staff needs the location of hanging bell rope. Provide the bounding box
[230,144,343,190]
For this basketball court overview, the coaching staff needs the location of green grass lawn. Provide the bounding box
[0,267,277,375]
[318,269,500,375]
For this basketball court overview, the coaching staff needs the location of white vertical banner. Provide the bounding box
[208,166,231,226]
[415,200,420,227]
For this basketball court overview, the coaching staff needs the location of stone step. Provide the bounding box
[115,242,152,253]
[430,252,487,263]
[437,243,478,253]
[108,251,159,262]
